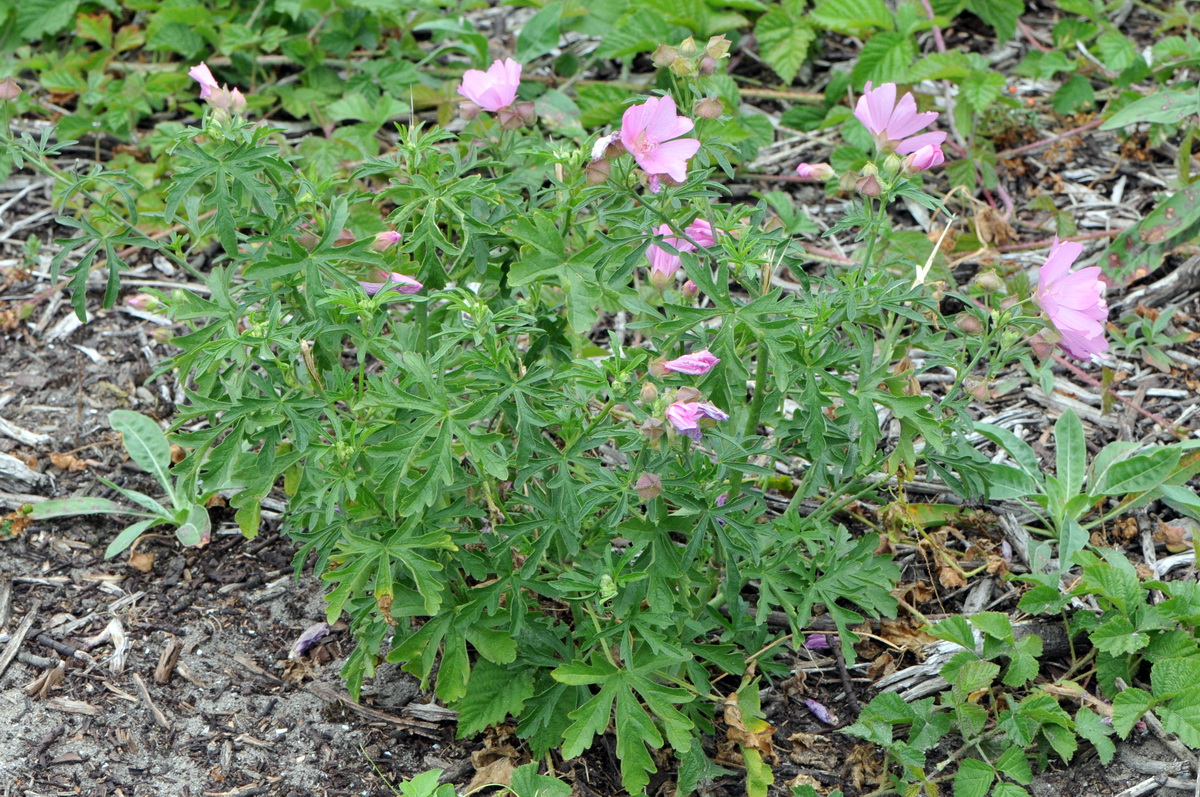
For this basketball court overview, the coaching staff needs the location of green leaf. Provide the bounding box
[1151,658,1200,699]
[516,2,562,63]
[1074,707,1116,765]
[810,0,892,35]
[965,0,1023,41]
[953,758,995,797]
[1102,90,1200,131]
[969,611,1014,643]
[1090,616,1149,656]
[109,410,176,502]
[1042,722,1077,762]
[104,517,163,558]
[962,70,1006,112]
[1095,31,1137,73]
[994,744,1033,785]
[1162,686,1200,747]
[851,31,914,86]
[16,0,80,40]
[1052,74,1095,115]
[743,748,773,797]
[973,422,1041,477]
[560,682,617,759]
[1093,449,1182,496]
[455,659,535,738]
[1099,185,1200,286]
[29,496,129,519]
[1054,409,1086,498]
[754,7,815,85]
[508,763,572,797]
[1111,688,1153,738]
[953,660,1000,701]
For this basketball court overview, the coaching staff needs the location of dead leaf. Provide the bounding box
[465,756,515,793]
[975,205,1016,246]
[936,562,967,589]
[129,551,155,573]
[47,698,100,715]
[50,452,87,472]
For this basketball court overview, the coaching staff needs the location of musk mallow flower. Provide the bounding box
[373,231,402,251]
[1033,238,1108,360]
[660,350,720,375]
[666,401,729,441]
[620,95,701,183]
[189,62,246,114]
[646,219,718,288]
[457,58,522,113]
[360,271,423,296]
[854,82,946,155]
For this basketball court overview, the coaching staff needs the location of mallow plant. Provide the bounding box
[41,52,1127,795]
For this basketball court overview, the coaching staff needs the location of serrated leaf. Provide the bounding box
[953,757,994,797]
[930,615,977,651]
[455,659,535,738]
[965,0,1023,41]
[851,31,914,86]
[754,8,815,85]
[1095,31,1137,73]
[17,0,80,40]
[1052,74,1095,115]
[962,70,1006,112]
[969,611,1014,643]
[516,2,562,63]
[1090,616,1149,656]
[1161,686,1200,747]
[1111,688,1153,738]
[1151,658,1200,699]
[953,659,1001,699]
[810,0,892,35]
[509,763,572,797]
[1074,707,1116,765]
[994,744,1033,785]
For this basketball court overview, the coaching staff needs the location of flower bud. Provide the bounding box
[1029,333,1054,360]
[152,327,174,345]
[0,77,21,101]
[671,58,695,78]
[649,266,674,291]
[902,144,945,174]
[855,173,882,198]
[705,35,731,59]
[698,56,718,76]
[373,231,401,252]
[681,280,699,299]
[648,360,668,378]
[674,386,702,404]
[584,158,611,186]
[458,100,481,121]
[694,97,723,119]
[126,293,159,312]
[334,228,355,247]
[652,45,679,68]
[954,312,983,335]
[640,382,658,404]
[999,295,1020,311]
[963,377,992,401]
[795,162,835,180]
[515,100,537,126]
[974,270,1003,292]
[679,37,698,57]
[640,417,664,445]
[634,473,663,501]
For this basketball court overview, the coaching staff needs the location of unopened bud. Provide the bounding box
[648,360,668,378]
[126,293,159,312]
[698,56,718,76]
[640,417,664,445]
[640,382,658,403]
[151,327,174,345]
[999,295,1020,311]
[674,386,702,404]
[652,45,679,68]
[1029,333,1054,360]
[856,173,882,197]
[963,377,992,401]
[671,58,696,77]
[705,35,731,59]
[649,267,674,291]
[334,228,355,247]
[458,100,481,121]
[795,162,835,180]
[681,280,699,299]
[634,473,663,501]
[954,312,984,335]
[0,77,21,101]
[974,270,1003,292]
[373,231,401,252]
[584,158,611,186]
[679,37,698,57]
[882,153,903,175]
[694,97,723,119]
[515,100,537,126]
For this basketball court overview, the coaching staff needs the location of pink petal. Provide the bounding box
[685,219,715,247]
[1041,239,1085,284]
[636,137,701,182]
[894,130,947,155]
[643,95,695,142]
[886,92,939,140]
[661,350,720,375]
[858,82,897,136]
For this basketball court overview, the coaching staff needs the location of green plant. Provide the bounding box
[27,410,211,557]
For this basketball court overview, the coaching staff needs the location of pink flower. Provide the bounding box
[854,82,946,155]
[373,231,402,251]
[661,350,720,375]
[1034,239,1108,360]
[360,272,423,296]
[620,96,701,183]
[188,62,219,100]
[795,162,835,180]
[666,401,729,441]
[457,58,522,113]
[645,219,719,288]
[902,144,944,173]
